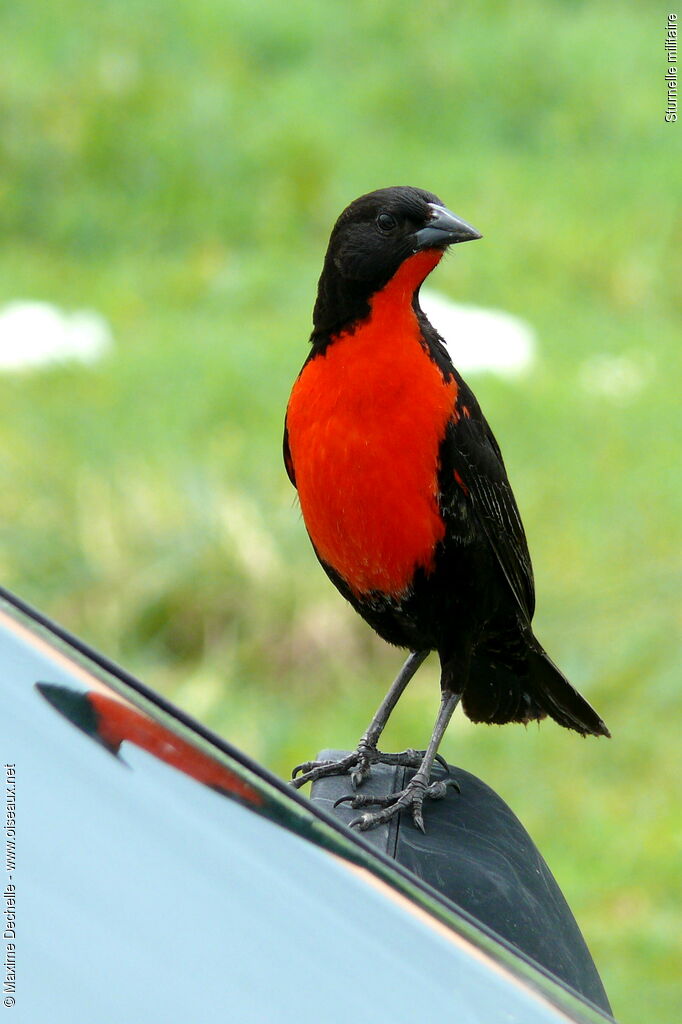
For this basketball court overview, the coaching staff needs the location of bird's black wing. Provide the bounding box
[282,422,296,487]
[439,380,535,623]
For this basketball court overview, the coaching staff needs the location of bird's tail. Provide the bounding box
[462,640,610,738]
[524,646,610,737]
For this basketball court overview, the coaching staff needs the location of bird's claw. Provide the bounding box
[350,763,370,789]
[290,753,360,789]
[371,748,448,771]
[292,758,338,779]
[290,745,449,790]
[344,776,460,832]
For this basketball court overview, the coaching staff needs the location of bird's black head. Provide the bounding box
[312,186,481,339]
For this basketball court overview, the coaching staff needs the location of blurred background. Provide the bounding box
[1,1,680,1019]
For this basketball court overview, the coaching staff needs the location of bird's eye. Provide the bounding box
[376,212,397,232]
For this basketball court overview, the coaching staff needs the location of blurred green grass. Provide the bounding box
[1,1,681,1020]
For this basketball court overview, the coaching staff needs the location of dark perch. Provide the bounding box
[311,750,612,1019]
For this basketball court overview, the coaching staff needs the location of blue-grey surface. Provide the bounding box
[0,609,593,1023]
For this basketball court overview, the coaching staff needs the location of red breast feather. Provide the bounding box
[286,252,457,598]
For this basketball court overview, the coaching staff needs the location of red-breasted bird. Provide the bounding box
[285,186,609,831]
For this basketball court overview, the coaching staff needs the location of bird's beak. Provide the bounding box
[414,203,482,250]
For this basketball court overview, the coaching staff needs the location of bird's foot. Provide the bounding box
[335,773,460,833]
[290,744,448,790]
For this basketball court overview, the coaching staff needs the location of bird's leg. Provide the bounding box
[350,649,433,786]
[336,688,461,833]
[291,650,432,789]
